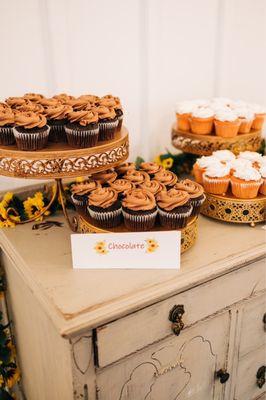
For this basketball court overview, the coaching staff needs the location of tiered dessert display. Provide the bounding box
[172,98,263,155]
[193,150,266,226]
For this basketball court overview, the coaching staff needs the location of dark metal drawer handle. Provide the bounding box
[263,313,266,331]
[168,305,185,336]
[216,369,230,384]
[257,366,266,389]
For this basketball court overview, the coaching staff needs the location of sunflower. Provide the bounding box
[6,368,20,388]
[94,241,108,254]
[0,192,20,228]
[161,157,174,170]
[153,155,162,166]
[23,192,50,222]
[146,239,159,253]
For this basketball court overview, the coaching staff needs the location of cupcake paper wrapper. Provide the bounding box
[0,126,15,145]
[190,194,206,217]
[122,209,158,231]
[71,194,88,208]
[88,207,122,228]
[99,119,118,141]
[65,126,99,148]
[158,206,192,229]
[49,123,67,143]
[13,126,50,151]
[231,179,262,199]
[203,175,230,195]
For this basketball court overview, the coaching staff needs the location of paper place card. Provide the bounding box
[71,231,181,270]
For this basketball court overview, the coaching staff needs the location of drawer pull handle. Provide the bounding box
[168,305,185,336]
[256,366,265,389]
[216,369,230,384]
[263,313,266,330]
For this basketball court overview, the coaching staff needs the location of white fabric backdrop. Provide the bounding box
[0,0,266,190]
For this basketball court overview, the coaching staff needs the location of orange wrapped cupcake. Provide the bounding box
[231,168,263,199]
[250,104,266,130]
[202,163,230,195]
[190,107,214,135]
[214,109,240,138]
[259,165,266,195]
[192,156,220,184]
[235,108,254,134]
[175,101,196,131]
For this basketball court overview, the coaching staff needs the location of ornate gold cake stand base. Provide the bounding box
[76,211,198,253]
[201,192,266,226]
[171,123,262,156]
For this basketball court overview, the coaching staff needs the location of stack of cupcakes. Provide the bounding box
[175,97,266,137]
[70,162,205,231]
[193,150,266,199]
[0,92,124,150]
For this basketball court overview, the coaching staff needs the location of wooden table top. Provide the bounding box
[0,209,265,337]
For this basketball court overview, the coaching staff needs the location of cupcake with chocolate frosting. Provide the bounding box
[91,169,117,185]
[23,93,44,103]
[16,101,44,114]
[92,105,118,141]
[109,179,135,198]
[88,187,122,228]
[65,110,99,148]
[6,97,26,109]
[139,162,162,177]
[115,162,136,177]
[174,179,205,216]
[124,170,150,185]
[13,111,49,150]
[138,180,166,196]
[71,180,100,207]
[153,170,178,188]
[122,188,157,231]
[52,93,76,106]
[157,189,192,229]
[101,95,123,130]
[44,104,72,142]
[0,108,15,145]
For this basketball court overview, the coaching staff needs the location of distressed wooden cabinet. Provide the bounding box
[0,206,265,400]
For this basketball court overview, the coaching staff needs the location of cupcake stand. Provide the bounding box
[0,126,199,253]
[171,123,265,226]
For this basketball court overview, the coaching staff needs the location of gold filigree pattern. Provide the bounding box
[77,214,198,254]
[171,125,262,156]
[201,193,266,225]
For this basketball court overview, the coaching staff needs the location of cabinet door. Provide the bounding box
[96,311,230,400]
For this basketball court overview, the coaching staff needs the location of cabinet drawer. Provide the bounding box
[96,260,265,367]
[239,294,266,358]
[234,346,265,400]
[97,312,230,400]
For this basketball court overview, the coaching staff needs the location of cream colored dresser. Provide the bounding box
[0,213,265,400]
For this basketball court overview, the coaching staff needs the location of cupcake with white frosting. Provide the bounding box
[231,167,262,199]
[214,109,240,138]
[175,101,196,132]
[234,107,254,134]
[202,163,231,195]
[249,104,266,130]
[193,156,221,184]
[212,150,236,163]
[229,158,253,173]
[259,165,266,195]
[238,151,263,169]
[190,107,214,135]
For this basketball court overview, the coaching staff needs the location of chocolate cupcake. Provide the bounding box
[93,105,118,141]
[71,180,100,207]
[23,93,44,103]
[40,98,62,107]
[72,95,99,110]
[139,162,163,177]
[138,180,166,196]
[115,162,136,177]
[65,110,99,148]
[153,170,178,188]
[109,179,135,199]
[91,169,117,186]
[100,95,123,131]
[0,108,15,145]
[13,112,49,151]
[124,170,150,185]
[88,187,122,228]
[174,179,205,217]
[156,189,192,229]
[52,93,76,106]
[44,104,72,142]
[6,97,26,109]
[16,101,44,114]
[122,188,157,231]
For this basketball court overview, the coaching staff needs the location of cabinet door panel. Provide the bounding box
[97,311,230,400]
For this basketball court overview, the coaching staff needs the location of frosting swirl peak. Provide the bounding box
[0,109,14,127]
[88,187,118,209]
[122,189,156,211]
[14,112,47,129]
[67,110,98,126]
[174,179,204,198]
[157,189,190,211]
[153,170,178,186]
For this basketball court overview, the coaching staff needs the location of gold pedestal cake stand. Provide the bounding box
[201,192,266,226]
[171,123,262,156]
[76,210,198,254]
[0,127,129,230]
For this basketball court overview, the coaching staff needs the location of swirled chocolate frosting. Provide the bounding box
[14,112,47,129]
[174,179,204,199]
[0,109,14,126]
[40,98,62,107]
[88,187,118,209]
[157,189,190,211]
[92,106,116,120]
[52,93,76,105]
[122,188,156,211]
[92,169,117,184]
[44,104,72,120]
[138,180,166,195]
[71,181,99,195]
[154,170,178,186]
[115,162,136,175]
[0,102,11,110]
[140,162,162,174]
[67,110,98,126]
[23,93,44,102]
[124,170,150,184]
[109,179,135,193]
[6,97,26,108]
[16,101,44,113]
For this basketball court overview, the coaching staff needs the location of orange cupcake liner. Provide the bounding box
[252,113,266,130]
[259,179,266,195]
[176,113,190,131]
[238,118,253,134]
[231,176,262,199]
[202,174,230,195]
[192,164,205,184]
[214,119,240,138]
[190,116,213,135]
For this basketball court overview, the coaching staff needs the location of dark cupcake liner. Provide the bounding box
[0,126,15,145]
[158,205,192,229]
[48,120,67,143]
[122,208,157,231]
[65,125,99,148]
[71,193,88,208]
[99,118,118,141]
[190,194,206,217]
[13,126,50,151]
[88,207,122,228]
